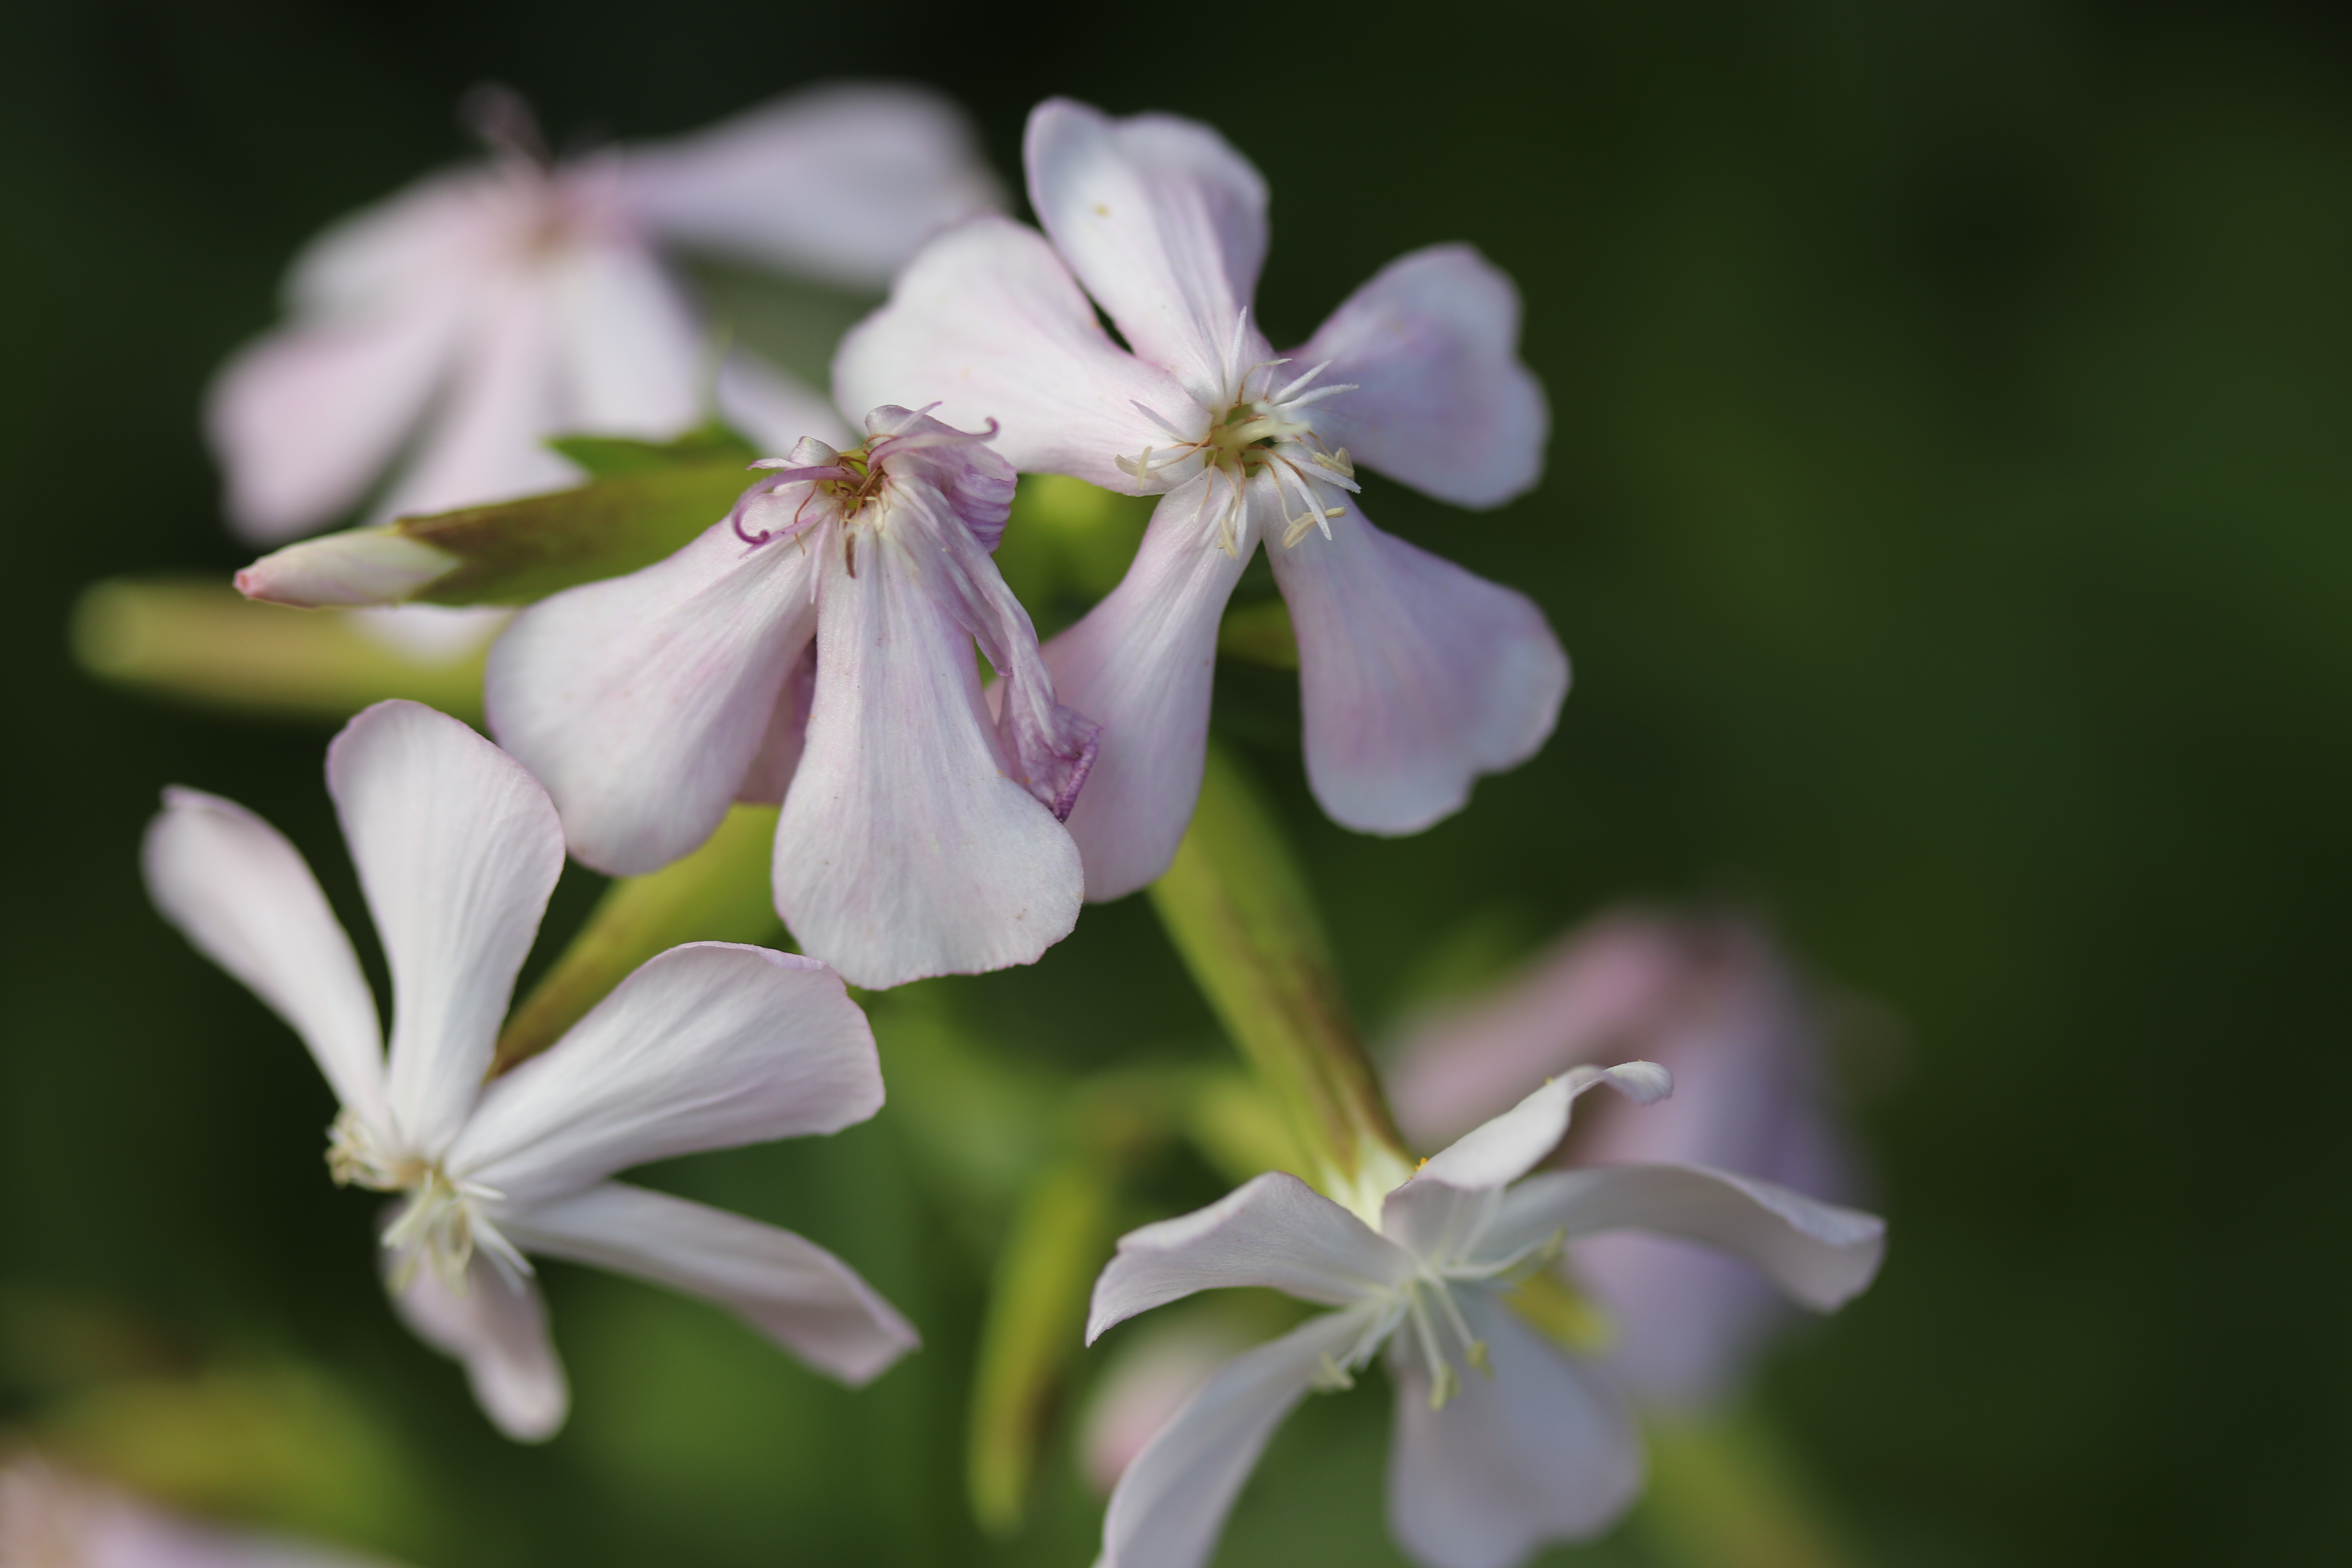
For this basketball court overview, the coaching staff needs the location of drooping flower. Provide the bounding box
[1084,1063,1884,1568]
[1387,910,1859,1409]
[0,1455,410,1568]
[208,83,998,547]
[141,700,916,1441]
[836,98,1566,900]
[485,406,1097,991]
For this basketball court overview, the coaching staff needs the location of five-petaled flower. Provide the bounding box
[142,699,917,1441]
[1083,1063,1885,1568]
[209,83,998,546]
[486,405,1099,991]
[837,97,1568,900]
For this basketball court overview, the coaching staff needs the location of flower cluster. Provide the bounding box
[137,86,1887,1568]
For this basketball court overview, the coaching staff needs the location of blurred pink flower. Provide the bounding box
[0,1457,405,1568]
[1387,910,1860,1410]
[142,701,916,1441]
[486,407,1095,990]
[837,98,1565,900]
[208,83,998,546]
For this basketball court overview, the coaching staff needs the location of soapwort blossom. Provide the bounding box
[209,83,997,546]
[837,99,1566,899]
[1083,1064,1884,1568]
[0,1457,409,1568]
[486,407,1097,990]
[141,701,916,1441]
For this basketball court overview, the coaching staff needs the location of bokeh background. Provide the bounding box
[5,1,2349,1563]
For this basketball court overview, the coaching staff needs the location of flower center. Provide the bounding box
[327,1110,523,1290]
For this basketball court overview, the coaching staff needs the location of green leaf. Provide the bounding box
[545,421,760,478]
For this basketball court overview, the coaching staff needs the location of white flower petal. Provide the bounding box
[486,518,817,876]
[450,942,880,1210]
[285,165,499,319]
[388,1250,567,1442]
[326,701,565,1156]
[543,238,706,437]
[770,532,1084,989]
[504,1181,917,1385]
[141,788,386,1129]
[716,348,857,454]
[207,298,464,545]
[1298,245,1548,510]
[1413,1064,1671,1193]
[1024,99,1267,402]
[1488,1164,1884,1312]
[831,215,1190,491]
[1098,1310,1373,1568]
[735,640,818,805]
[1267,506,1568,835]
[1387,1291,1641,1568]
[1088,1173,1410,1342]
[616,83,999,290]
[1042,471,1252,900]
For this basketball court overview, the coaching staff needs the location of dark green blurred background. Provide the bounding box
[5,1,2348,1563]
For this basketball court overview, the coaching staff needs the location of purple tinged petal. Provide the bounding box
[1298,245,1548,510]
[1268,504,1568,835]
[1385,1292,1641,1568]
[326,701,565,1157]
[449,943,881,1211]
[1023,99,1269,402]
[735,641,818,805]
[388,1250,567,1442]
[831,216,1192,492]
[1042,470,1252,900]
[485,517,817,876]
[503,1181,918,1386]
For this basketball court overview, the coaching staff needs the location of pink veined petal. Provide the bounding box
[503,1181,918,1386]
[369,276,577,524]
[449,943,880,1211]
[1267,506,1569,835]
[486,517,818,876]
[831,215,1192,492]
[207,296,466,545]
[1387,1291,1641,1568]
[141,788,386,1131]
[388,1250,567,1442]
[1298,245,1548,510]
[1042,470,1252,900]
[1098,1310,1374,1568]
[542,236,707,438]
[615,83,1000,290]
[1412,1064,1672,1193]
[326,701,565,1158]
[1024,99,1268,404]
[769,529,1084,989]
[735,640,818,805]
[1488,1164,1885,1312]
[1087,1172,1410,1343]
[716,348,857,454]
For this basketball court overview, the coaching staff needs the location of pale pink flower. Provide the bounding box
[1387,911,1858,1409]
[1083,1064,1883,1568]
[836,98,1566,900]
[209,84,998,546]
[485,407,1096,991]
[142,701,916,1441]
[0,1457,408,1568]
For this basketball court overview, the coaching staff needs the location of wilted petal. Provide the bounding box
[1414,1064,1671,1193]
[617,83,999,290]
[832,216,1190,491]
[505,1181,917,1385]
[326,701,565,1157]
[543,238,706,437]
[770,534,1084,989]
[235,529,459,608]
[142,788,386,1130]
[1298,245,1547,510]
[1268,507,1568,835]
[1488,1164,1884,1311]
[389,1250,567,1442]
[486,519,817,875]
[1098,1310,1374,1568]
[1387,1292,1641,1568]
[1088,1173,1409,1341]
[450,943,879,1210]
[1024,99,1267,403]
[208,299,464,545]
[1043,470,1251,900]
